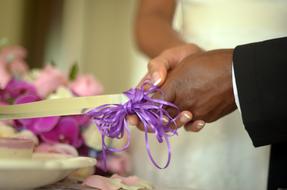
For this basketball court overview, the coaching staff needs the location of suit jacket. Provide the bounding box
[233,37,287,190]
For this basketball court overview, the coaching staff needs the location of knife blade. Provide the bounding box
[0,94,127,120]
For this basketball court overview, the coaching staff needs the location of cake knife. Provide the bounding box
[0,94,128,120]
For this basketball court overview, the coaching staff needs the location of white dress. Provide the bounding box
[130,1,287,189]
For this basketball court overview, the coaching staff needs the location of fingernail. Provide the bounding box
[196,121,205,130]
[180,113,192,123]
[152,72,161,86]
[161,116,169,124]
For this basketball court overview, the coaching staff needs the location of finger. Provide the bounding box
[130,111,191,133]
[135,121,158,133]
[184,120,205,132]
[127,114,156,133]
[128,115,155,133]
[169,111,193,130]
[127,115,139,126]
[137,73,152,88]
[148,57,170,86]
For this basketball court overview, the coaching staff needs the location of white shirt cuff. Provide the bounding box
[232,63,241,112]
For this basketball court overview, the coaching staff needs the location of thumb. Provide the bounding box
[148,56,170,86]
[152,76,175,104]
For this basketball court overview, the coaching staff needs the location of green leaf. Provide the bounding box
[50,60,56,67]
[0,38,8,47]
[69,62,79,81]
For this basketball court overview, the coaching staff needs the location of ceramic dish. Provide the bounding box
[0,153,96,190]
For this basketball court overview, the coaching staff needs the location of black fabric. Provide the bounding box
[233,37,287,190]
[268,142,287,190]
[233,37,287,146]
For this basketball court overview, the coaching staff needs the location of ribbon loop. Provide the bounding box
[86,82,179,169]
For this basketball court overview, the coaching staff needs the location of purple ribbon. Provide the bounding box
[86,81,179,169]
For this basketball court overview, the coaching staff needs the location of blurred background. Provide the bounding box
[0,0,147,93]
[2,1,286,189]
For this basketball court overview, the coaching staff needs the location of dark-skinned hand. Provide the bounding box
[129,44,206,132]
[160,49,237,125]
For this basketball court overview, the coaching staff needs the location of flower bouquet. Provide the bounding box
[0,45,130,177]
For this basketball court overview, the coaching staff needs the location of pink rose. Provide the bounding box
[69,74,103,96]
[0,46,28,76]
[97,152,131,176]
[10,59,28,76]
[0,60,11,89]
[33,65,67,98]
[0,46,27,61]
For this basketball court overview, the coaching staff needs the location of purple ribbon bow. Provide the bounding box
[86,81,179,169]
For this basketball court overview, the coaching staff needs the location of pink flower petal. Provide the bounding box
[73,115,90,126]
[58,117,82,147]
[40,126,61,144]
[69,74,103,96]
[6,79,38,99]
[33,116,60,133]
[83,175,120,190]
[0,60,11,89]
[40,117,83,147]
[105,153,131,176]
[111,174,141,186]
[33,65,67,98]
[14,94,39,104]
[10,59,28,76]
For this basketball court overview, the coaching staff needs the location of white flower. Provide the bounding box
[47,86,74,99]
[0,124,16,137]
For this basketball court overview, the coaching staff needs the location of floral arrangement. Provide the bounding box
[0,45,130,176]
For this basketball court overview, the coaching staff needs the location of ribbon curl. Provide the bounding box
[86,81,179,169]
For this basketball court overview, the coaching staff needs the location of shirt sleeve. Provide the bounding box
[231,63,241,113]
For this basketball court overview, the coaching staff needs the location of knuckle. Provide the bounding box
[192,110,203,120]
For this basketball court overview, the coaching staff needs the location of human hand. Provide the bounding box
[138,44,202,86]
[159,49,237,124]
[129,44,205,132]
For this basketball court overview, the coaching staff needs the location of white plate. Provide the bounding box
[0,153,96,190]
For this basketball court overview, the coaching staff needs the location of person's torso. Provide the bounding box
[180,0,287,49]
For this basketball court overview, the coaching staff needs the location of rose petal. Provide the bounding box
[111,174,152,189]
[112,175,140,186]
[106,153,131,176]
[83,175,120,190]
[0,60,11,89]
[69,74,103,96]
[33,65,67,98]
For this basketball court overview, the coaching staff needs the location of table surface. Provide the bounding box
[36,180,196,190]
[36,179,196,190]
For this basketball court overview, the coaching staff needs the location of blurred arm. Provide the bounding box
[134,0,186,58]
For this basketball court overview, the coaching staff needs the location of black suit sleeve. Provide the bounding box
[233,37,287,147]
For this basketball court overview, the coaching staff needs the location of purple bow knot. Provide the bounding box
[86,81,179,169]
